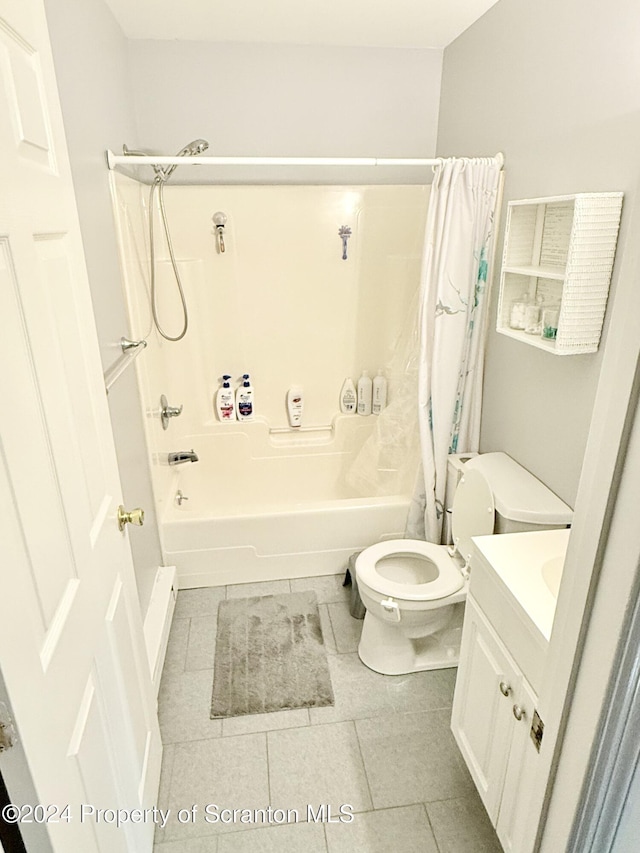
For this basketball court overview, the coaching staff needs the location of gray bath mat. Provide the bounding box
[210,590,334,718]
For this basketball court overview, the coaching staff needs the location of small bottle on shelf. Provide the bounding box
[357,370,373,416]
[287,386,303,428]
[215,375,236,421]
[340,378,357,414]
[236,373,254,421]
[372,370,387,415]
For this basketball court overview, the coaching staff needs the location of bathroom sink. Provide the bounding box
[468,528,570,693]
[541,555,564,599]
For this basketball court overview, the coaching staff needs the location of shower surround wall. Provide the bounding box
[113,175,429,586]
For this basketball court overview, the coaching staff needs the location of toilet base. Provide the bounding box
[357,603,464,675]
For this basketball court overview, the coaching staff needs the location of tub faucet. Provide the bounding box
[168,450,199,466]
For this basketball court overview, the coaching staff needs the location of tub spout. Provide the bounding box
[168,450,199,465]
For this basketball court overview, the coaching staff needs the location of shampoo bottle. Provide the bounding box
[287,386,303,428]
[340,378,357,414]
[236,373,254,421]
[357,370,373,416]
[215,375,236,421]
[372,369,387,415]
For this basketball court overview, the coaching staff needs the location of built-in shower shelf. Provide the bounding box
[497,192,623,355]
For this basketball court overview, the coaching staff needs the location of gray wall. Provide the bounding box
[44,0,162,614]
[127,40,442,182]
[437,0,640,507]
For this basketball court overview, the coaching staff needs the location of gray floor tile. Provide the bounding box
[309,653,393,725]
[225,579,291,599]
[222,708,309,737]
[175,587,226,619]
[162,617,190,674]
[355,710,474,808]
[159,734,269,842]
[426,794,502,852]
[218,821,327,852]
[319,605,337,654]
[327,602,363,653]
[157,744,175,811]
[157,576,495,853]
[290,574,350,604]
[154,837,218,852]
[385,667,457,713]
[158,668,222,744]
[186,615,218,671]
[268,721,372,817]
[325,805,439,853]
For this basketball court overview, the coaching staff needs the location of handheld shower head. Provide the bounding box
[177,139,209,157]
[157,138,210,180]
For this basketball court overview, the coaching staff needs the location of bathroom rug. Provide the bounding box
[210,590,334,718]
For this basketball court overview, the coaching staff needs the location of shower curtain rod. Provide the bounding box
[106,150,505,170]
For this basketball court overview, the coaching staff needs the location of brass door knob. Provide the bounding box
[117,505,145,531]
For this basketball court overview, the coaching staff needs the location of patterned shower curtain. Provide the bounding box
[406,157,502,543]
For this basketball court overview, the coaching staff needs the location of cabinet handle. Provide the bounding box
[499,681,511,697]
[513,704,526,721]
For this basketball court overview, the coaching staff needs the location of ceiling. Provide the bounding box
[103,0,500,49]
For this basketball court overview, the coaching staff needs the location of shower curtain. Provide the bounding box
[406,157,502,543]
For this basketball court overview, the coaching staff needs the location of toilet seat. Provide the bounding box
[356,539,463,602]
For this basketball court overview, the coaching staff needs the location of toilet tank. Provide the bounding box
[463,452,572,533]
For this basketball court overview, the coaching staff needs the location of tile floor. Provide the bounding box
[153,575,502,852]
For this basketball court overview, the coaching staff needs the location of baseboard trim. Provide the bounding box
[143,565,177,695]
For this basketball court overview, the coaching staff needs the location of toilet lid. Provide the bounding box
[355,539,464,602]
[451,468,495,565]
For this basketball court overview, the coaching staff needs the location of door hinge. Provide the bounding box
[0,702,17,752]
[530,709,544,752]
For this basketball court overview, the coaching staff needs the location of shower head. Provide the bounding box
[177,139,209,157]
[157,138,210,180]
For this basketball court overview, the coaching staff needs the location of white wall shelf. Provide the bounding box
[497,192,623,355]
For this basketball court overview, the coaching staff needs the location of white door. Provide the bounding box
[0,2,161,852]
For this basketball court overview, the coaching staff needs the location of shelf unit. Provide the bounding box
[497,193,623,354]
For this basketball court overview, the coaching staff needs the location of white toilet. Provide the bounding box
[356,452,573,675]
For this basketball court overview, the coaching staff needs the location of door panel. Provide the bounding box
[451,596,519,821]
[0,2,161,851]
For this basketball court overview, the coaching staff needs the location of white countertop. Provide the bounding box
[470,528,571,642]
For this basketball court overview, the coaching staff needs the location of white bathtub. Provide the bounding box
[160,418,413,588]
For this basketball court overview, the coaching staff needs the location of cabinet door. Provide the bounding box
[496,677,539,853]
[451,596,520,822]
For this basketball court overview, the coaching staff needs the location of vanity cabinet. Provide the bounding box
[451,595,540,852]
[496,192,623,354]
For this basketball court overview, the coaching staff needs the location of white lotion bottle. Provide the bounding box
[340,378,357,414]
[216,374,236,421]
[236,373,254,421]
[287,386,303,428]
[357,370,373,416]
[372,369,387,415]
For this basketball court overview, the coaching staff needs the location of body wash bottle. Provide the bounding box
[287,386,303,428]
[215,375,236,421]
[236,373,254,421]
[357,370,373,416]
[372,369,387,415]
[340,378,357,414]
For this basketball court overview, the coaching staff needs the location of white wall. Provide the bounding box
[127,40,442,183]
[437,0,640,507]
[44,0,163,613]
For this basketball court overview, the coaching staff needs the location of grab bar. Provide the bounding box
[104,338,147,394]
[269,424,333,434]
